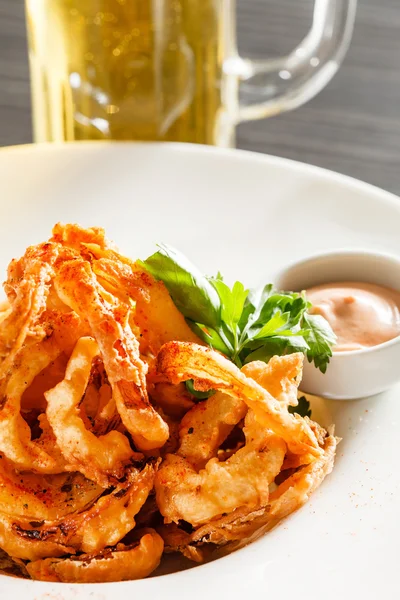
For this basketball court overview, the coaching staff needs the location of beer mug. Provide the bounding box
[25,1,356,146]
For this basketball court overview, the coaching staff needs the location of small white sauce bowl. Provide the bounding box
[275,250,400,400]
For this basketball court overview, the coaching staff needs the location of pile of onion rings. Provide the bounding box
[0,224,337,583]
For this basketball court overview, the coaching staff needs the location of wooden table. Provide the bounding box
[1,0,399,194]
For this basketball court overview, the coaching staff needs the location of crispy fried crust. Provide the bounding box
[0,455,102,521]
[191,432,337,548]
[45,336,133,486]
[6,464,155,556]
[26,529,164,583]
[0,338,66,473]
[155,420,286,526]
[0,223,337,582]
[157,342,320,457]
[54,258,169,451]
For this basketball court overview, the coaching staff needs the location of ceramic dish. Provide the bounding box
[275,249,400,399]
[0,143,399,600]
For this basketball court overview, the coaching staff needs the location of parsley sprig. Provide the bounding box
[140,244,336,373]
[288,396,312,418]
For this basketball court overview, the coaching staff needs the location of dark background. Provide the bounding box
[1,0,399,194]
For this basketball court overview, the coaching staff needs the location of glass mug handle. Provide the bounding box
[226,0,357,122]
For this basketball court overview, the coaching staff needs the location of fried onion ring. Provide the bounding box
[155,411,286,526]
[178,391,247,470]
[268,431,337,520]
[51,223,112,253]
[26,529,164,583]
[54,258,169,451]
[68,464,155,554]
[157,523,206,563]
[157,342,320,457]
[83,241,201,352]
[0,243,63,377]
[0,513,74,561]
[191,432,337,548]
[176,354,304,472]
[242,354,303,409]
[0,455,102,521]
[0,338,65,473]
[4,464,155,558]
[45,336,133,486]
[0,224,338,581]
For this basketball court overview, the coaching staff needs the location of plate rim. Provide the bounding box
[0,141,398,209]
[0,141,399,599]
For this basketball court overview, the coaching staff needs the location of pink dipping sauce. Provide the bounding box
[306,282,400,352]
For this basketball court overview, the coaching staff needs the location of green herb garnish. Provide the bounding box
[185,379,216,400]
[288,396,312,418]
[140,244,336,373]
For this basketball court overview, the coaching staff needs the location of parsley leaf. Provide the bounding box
[302,313,337,374]
[288,396,312,418]
[138,244,221,328]
[210,280,249,332]
[242,335,310,365]
[208,279,249,363]
[185,380,216,400]
[141,245,336,373]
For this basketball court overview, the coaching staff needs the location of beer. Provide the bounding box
[26,0,226,144]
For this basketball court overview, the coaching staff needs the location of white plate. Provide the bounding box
[0,142,399,600]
